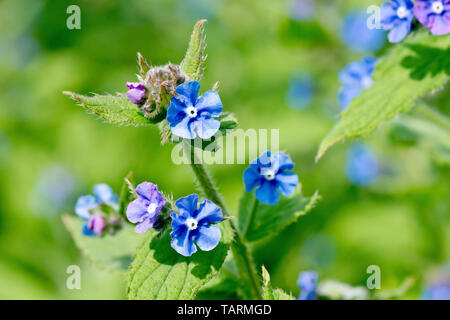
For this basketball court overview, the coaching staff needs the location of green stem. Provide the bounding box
[415,103,450,130]
[188,147,262,299]
[243,196,258,239]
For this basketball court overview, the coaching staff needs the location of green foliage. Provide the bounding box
[180,19,207,81]
[118,172,136,217]
[62,215,142,273]
[262,266,295,300]
[238,189,320,242]
[63,91,153,126]
[316,31,450,161]
[127,222,232,300]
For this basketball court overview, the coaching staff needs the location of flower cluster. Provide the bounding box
[381,0,450,43]
[244,151,299,205]
[338,57,377,110]
[75,184,119,236]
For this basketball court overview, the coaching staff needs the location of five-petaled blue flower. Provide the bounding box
[345,143,380,186]
[126,182,166,234]
[167,81,223,140]
[381,0,415,43]
[341,10,386,53]
[243,151,299,205]
[338,57,377,110]
[297,271,319,300]
[170,194,223,257]
[414,0,450,36]
[75,184,118,236]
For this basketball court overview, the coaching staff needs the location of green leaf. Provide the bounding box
[127,222,232,300]
[238,189,320,242]
[63,91,153,126]
[393,107,450,165]
[180,19,207,81]
[118,171,136,217]
[316,31,450,161]
[62,214,142,273]
[262,266,295,300]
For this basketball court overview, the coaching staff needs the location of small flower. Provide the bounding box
[380,0,415,43]
[345,143,380,186]
[414,0,450,35]
[421,264,450,300]
[126,182,166,234]
[170,194,223,257]
[338,57,377,110]
[286,72,313,110]
[297,271,318,300]
[126,82,146,104]
[340,10,386,53]
[243,151,299,205]
[75,184,118,236]
[167,81,223,140]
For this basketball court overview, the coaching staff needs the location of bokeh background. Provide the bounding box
[0,0,448,299]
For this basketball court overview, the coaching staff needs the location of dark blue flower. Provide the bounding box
[297,271,318,300]
[341,10,386,52]
[170,194,223,257]
[75,184,118,236]
[167,81,223,140]
[126,182,166,234]
[345,143,380,186]
[126,82,146,104]
[381,0,415,43]
[414,0,450,36]
[286,72,313,110]
[243,151,299,205]
[338,57,377,110]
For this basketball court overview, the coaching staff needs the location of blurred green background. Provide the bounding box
[0,0,448,299]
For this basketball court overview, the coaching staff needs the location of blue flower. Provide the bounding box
[421,264,450,300]
[167,81,223,140]
[338,57,377,110]
[170,194,223,257]
[297,271,318,300]
[75,184,118,236]
[286,72,313,110]
[381,0,415,43]
[341,10,386,53]
[126,182,166,234]
[243,151,299,205]
[414,0,450,36]
[345,143,380,186]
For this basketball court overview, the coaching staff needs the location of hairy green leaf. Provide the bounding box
[316,31,450,161]
[262,266,295,300]
[62,214,142,273]
[63,91,152,126]
[127,222,232,300]
[180,19,207,81]
[238,189,320,242]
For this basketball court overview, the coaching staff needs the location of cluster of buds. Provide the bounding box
[126,53,186,123]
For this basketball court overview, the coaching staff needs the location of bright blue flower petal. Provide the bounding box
[175,194,199,217]
[175,81,200,105]
[93,183,118,206]
[195,200,223,224]
[243,165,264,192]
[191,117,221,140]
[387,19,411,43]
[272,152,295,172]
[255,180,280,205]
[297,271,318,300]
[75,195,97,220]
[196,90,223,117]
[276,172,299,196]
[170,227,197,257]
[196,224,221,251]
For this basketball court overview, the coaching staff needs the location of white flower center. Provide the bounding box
[361,76,373,89]
[396,6,408,19]
[261,169,276,181]
[186,218,198,230]
[186,106,198,118]
[147,203,157,215]
[432,1,444,14]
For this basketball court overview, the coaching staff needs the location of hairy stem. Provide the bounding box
[188,148,262,299]
[243,196,258,239]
